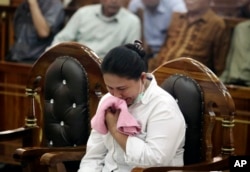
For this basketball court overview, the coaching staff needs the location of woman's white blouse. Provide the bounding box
[78,74,186,172]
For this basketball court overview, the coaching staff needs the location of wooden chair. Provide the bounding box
[0,42,107,172]
[131,57,235,171]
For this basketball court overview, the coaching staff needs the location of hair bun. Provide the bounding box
[125,40,146,58]
[134,40,143,51]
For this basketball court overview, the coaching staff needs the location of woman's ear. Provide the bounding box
[140,72,147,82]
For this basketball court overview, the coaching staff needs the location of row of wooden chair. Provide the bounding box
[0,42,235,172]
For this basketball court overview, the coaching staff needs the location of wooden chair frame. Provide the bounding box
[0,42,107,172]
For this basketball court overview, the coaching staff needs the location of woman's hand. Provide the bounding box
[105,107,128,152]
[105,107,120,134]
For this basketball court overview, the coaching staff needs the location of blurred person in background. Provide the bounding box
[6,0,65,63]
[150,0,228,75]
[51,0,141,59]
[128,0,187,59]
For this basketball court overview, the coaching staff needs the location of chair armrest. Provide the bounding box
[131,156,229,172]
[13,146,86,162]
[0,127,37,141]
[40,149,86,167]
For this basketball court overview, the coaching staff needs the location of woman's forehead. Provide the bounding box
[103,73,137,87]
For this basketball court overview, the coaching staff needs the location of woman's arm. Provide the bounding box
[78,130,107,172]
[105,108,128,151]
[124,101,186,167]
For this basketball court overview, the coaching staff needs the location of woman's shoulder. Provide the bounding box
[148,84,177,106]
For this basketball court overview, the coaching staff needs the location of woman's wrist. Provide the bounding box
[109,125,118,136]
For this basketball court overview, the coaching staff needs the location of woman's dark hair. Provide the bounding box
[101,40,148,80]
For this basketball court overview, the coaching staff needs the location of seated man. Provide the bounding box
[51,0,141,59]
[220,20,250,86]
[150,0,228,75]
[6,0,65,63]
[128,0,187,59]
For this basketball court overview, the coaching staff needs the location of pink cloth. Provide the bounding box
[91,95,141,136]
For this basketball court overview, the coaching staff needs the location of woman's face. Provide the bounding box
[103,73,144,106]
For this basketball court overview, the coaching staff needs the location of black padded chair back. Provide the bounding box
[44,56,89,147]
[161,74,204,165]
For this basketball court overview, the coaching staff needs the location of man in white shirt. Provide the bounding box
[52,0,141,59]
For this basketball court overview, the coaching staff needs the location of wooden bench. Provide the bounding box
[225,85,250,155]
[220,16,250,156]
[0,61,32,164]
[0,61,32,130]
